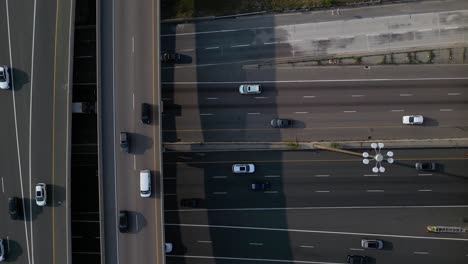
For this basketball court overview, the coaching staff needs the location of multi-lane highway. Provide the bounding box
[0,0,74,264]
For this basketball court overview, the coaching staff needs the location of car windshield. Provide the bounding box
[36,190,42,197]
[240,166,246,171]
[0,72,5,81]
[409,117,414,122]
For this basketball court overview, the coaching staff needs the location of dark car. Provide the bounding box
[415,162,436,171]
[270,118,293,128]
[8,197,19,220]
[251,181,270,191]
[161,51,181,63]
[141,103,151,124]
[119,210,129,232]
[180,198,201,208]
[346,255,369,264]
[120,132,129,152]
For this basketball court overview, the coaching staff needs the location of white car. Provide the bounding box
[165,243,173,253]
[232,164,255,173]
[402,115,423,125]
[35,183,47,206]
[0,66,10,90]
[239,84,261,94]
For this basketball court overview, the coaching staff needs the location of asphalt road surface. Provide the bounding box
[163,148,468,264]
[0,1,73,264]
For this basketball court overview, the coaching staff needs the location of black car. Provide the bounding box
[251,181,271,191]
[8,197,19,220]
[270,118,293,128]
[141,103,151,124]
[120,132,129,152]
[415,162,436,171]
[161,51,181,63]
[346,255,369,264]
[180,198,201,208]
[119,210,129,233]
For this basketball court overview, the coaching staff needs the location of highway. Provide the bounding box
[163,148,468,264]
[0,1,73,264]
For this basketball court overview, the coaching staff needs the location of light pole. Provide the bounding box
[362,143,394,173]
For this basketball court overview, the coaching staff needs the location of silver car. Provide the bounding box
[402,115,424,125]
[239,84,261,94]
[361,239,383,249]
[232,164,255,173]
[0,66,10,90]
[35,183,47,206]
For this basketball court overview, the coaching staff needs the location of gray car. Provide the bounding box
[361,239,383,249]
[415,162,436,171]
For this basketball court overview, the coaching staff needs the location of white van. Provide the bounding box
[140,170,151,198]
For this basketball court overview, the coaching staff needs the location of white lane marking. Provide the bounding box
[135,215,139,231]
[248,112,260,115]
[198,240,212,243]
[212,176,227,179]
[132,36,134,53]
[168,254,341,264]
[414,251,429,255]
[213,192,227,195]
[231,44,250,48]
[300,245,315,248]
[264,191,278,194]
[440,109,453,111]
[163,78,468,85]
[179,48,195,52]
[254,96,268,99]
[205,97,219,100]
[444,26,459,30]
[166,223,468,242]
[249,242,264,246]
[366,190,384,192]
[349,248,364,251]
[264,175,280,178]
[263,41,278,45]
[205,46,219,50]
[418,189,432,192]
[315,190,330,193]
[295,111,308,114]
[303,96,316,98]
[314,175,330,177]
[132,93,135,109]
[1,177,4,193]
[364,174,378,177]
[391,109,405,112]
[133,155,136,170]
[343,110,356,113]
[351,95,365,97]
[418,174,432,176]
[447,93,461,95]
[7,0,31,263]
[200,113,213,116]
[400,93,413,96]
[418,29,432,32]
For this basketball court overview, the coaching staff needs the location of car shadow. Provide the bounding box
[4,239,23,262]
[10,68,29,91]
[129,133,153,155]
[130,211,147,233]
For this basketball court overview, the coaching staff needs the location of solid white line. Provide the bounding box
[418,174,432,176]
[295,112,308,114]
[166,223,468,241]
[231,44,250,48]
[248,112,260,115]
[440,109,453,111]
[418,29,432,32]
[264,191,278,194]
[249,242,264,246]
[343,110,356,113]
[205,97,219,100]
[264,41,278,45]
[200,113,213,116]
[254,97,268,99]
[400,94,413,96]
[198,240,212,243]
[391,109,405,112]
[414,251,429,254]
[349,248,364,251]
[447,93,461,95]
[162,78,468,85]
[1,177,4,193]
[112,0,119,263]
[351,95,365,97]
[212,176,227,179]
[418,189,432,192]
[314,175,330,177]
[179,48,194,52]
[205,46,219,50]
[213,192,227,195]
[133,155,136,170]
[444,26,459,30]
[264,175,280,178]
[366,190,384,192]
[168,255,342,264]
[315,191,330,193]
[132,36,134,53]
[300,245,315,248]
[132,93,135,109]
[303,96,316,98]
[363,174,378,177]
[7,0,31,263]
[67,1,74,263]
